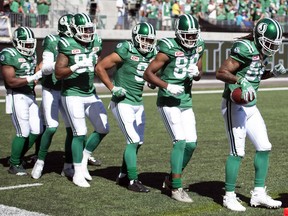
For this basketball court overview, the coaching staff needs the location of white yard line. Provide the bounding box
[0,183,43,191]
[0,204,48,216]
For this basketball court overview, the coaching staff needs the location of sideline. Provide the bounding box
[0,87,287,102]
[0,183,43,191]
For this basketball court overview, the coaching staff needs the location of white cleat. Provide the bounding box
[31,159,44,179]
[223,194,246,212]
[250,187,282,209]
[82,166,92,181]
[171,188,193,203]
[73,174,90,188]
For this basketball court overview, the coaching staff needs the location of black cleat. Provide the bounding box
[88,156,102,166]
[128,180,150,193]
[116,174,129,186]
[8,164,27,176]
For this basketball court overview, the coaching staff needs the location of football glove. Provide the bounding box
[237,77,256,102]
[272,63,287,77]
[147,82,156,89]
[26,70,43,83]
[187,64,199,78]
[111,86,126,98]
[166,84,184,96]
[70,61,94,73]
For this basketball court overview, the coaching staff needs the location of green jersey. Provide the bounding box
[112,41,157,105]
[222,39,267,106]
[156,37,205,108]
[41,34,61,90]
[58,35,102,96]
[0,48,37,95]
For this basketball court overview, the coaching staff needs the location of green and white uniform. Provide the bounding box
[58,35,109,164]
[0,48,42,165]
[110,41,157,181]
[221,39,272,192]
[156,37,204,189]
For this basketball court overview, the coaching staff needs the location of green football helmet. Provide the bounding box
[175,14,200,49]
[253,18,283,56]
[12,27,36,56]
[131,22,156,54]
[71,13,96,43]
[58,13,73,37]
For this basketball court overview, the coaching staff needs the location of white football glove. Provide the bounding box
[111,86,127,98]
[166,84,184,96]
[70,61,94,73]
[237,77,256,102]
[187,64,199,78]
[272,63,287,77]
[26,70,43,83]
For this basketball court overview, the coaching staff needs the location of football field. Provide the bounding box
[0,85,287,216]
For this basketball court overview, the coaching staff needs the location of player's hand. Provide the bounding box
[70,61,94,72]
[187,64,199,78]
[272,63,287,76]
[166,84,184,96]
[26,70,43,83]
[237,77,256,102]
[111,86,126,97]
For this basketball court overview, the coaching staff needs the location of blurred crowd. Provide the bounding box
[0,0,51,28]
[115,0,288,31]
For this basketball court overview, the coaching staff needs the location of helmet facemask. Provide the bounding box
[176,30,199,49]
[135,34,156,53]
[74,23,96,43]
[258,36,282,56]
[12,27,36,56]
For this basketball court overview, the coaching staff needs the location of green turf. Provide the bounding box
[0,88,287,216]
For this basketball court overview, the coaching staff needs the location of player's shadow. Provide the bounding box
[188,181,250,206]
[91,166,121,182]
[277,193,288,207]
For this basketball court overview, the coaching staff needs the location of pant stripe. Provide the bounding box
[62,97,77,136]
[226,100,237,156]
[115,104,133,144]
[158,107,176,141]
[11,92,22,136]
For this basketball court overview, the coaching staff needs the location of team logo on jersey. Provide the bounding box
[131,55,139,61]
[72,49,81,54]
[0,55,4,61]
[175,51,184,56]
[18,58,26,63]
[197,46,203,53]
[252,55,260,60]
[93,47,99,52]
[117,43,123,48]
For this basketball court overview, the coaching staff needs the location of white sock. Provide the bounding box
[73,163,82,176]
[253,187,265,193]
[225,191,235,196]
[82,149,92,166]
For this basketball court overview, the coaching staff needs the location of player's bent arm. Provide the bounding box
[2,65,31,88]
[193,57,203,81]
[42,51,55,75]
[143,52,169,89]
[95,52,123,91]
[216,56,241,84]
[55,53,71,80]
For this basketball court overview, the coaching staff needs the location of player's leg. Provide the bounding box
[111,102,149,192]
[59,100,74,178]
[246,106,281,208]
[32,89,60,179]
[221,99,246,211]
[8,94,32,175]
[181,108,197,171]
[158,106,192,202]
[82,95,109,182]
[62,95,89,187]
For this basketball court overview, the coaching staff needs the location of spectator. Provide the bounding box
[216,1,226,21]
[182,0,192,15]
[161,0,172,30]
[146,0,158,30]
[225,0,236,25]
[37,0,51,28]
[138,0,147,23]
[207,0,216,24]
[10,0,23,27]
[171,0,181,18]
[115,0,126,29]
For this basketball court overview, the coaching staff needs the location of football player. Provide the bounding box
[144,14,204,202]
[55,12,109,187]
[31,13,75,180]
[216,17,286,211]
[95,22,157,192]
[0,27,43,175]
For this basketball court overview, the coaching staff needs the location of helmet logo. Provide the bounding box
[133,25,140,34]
[257,23,267,35]
[60,16,68,25]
